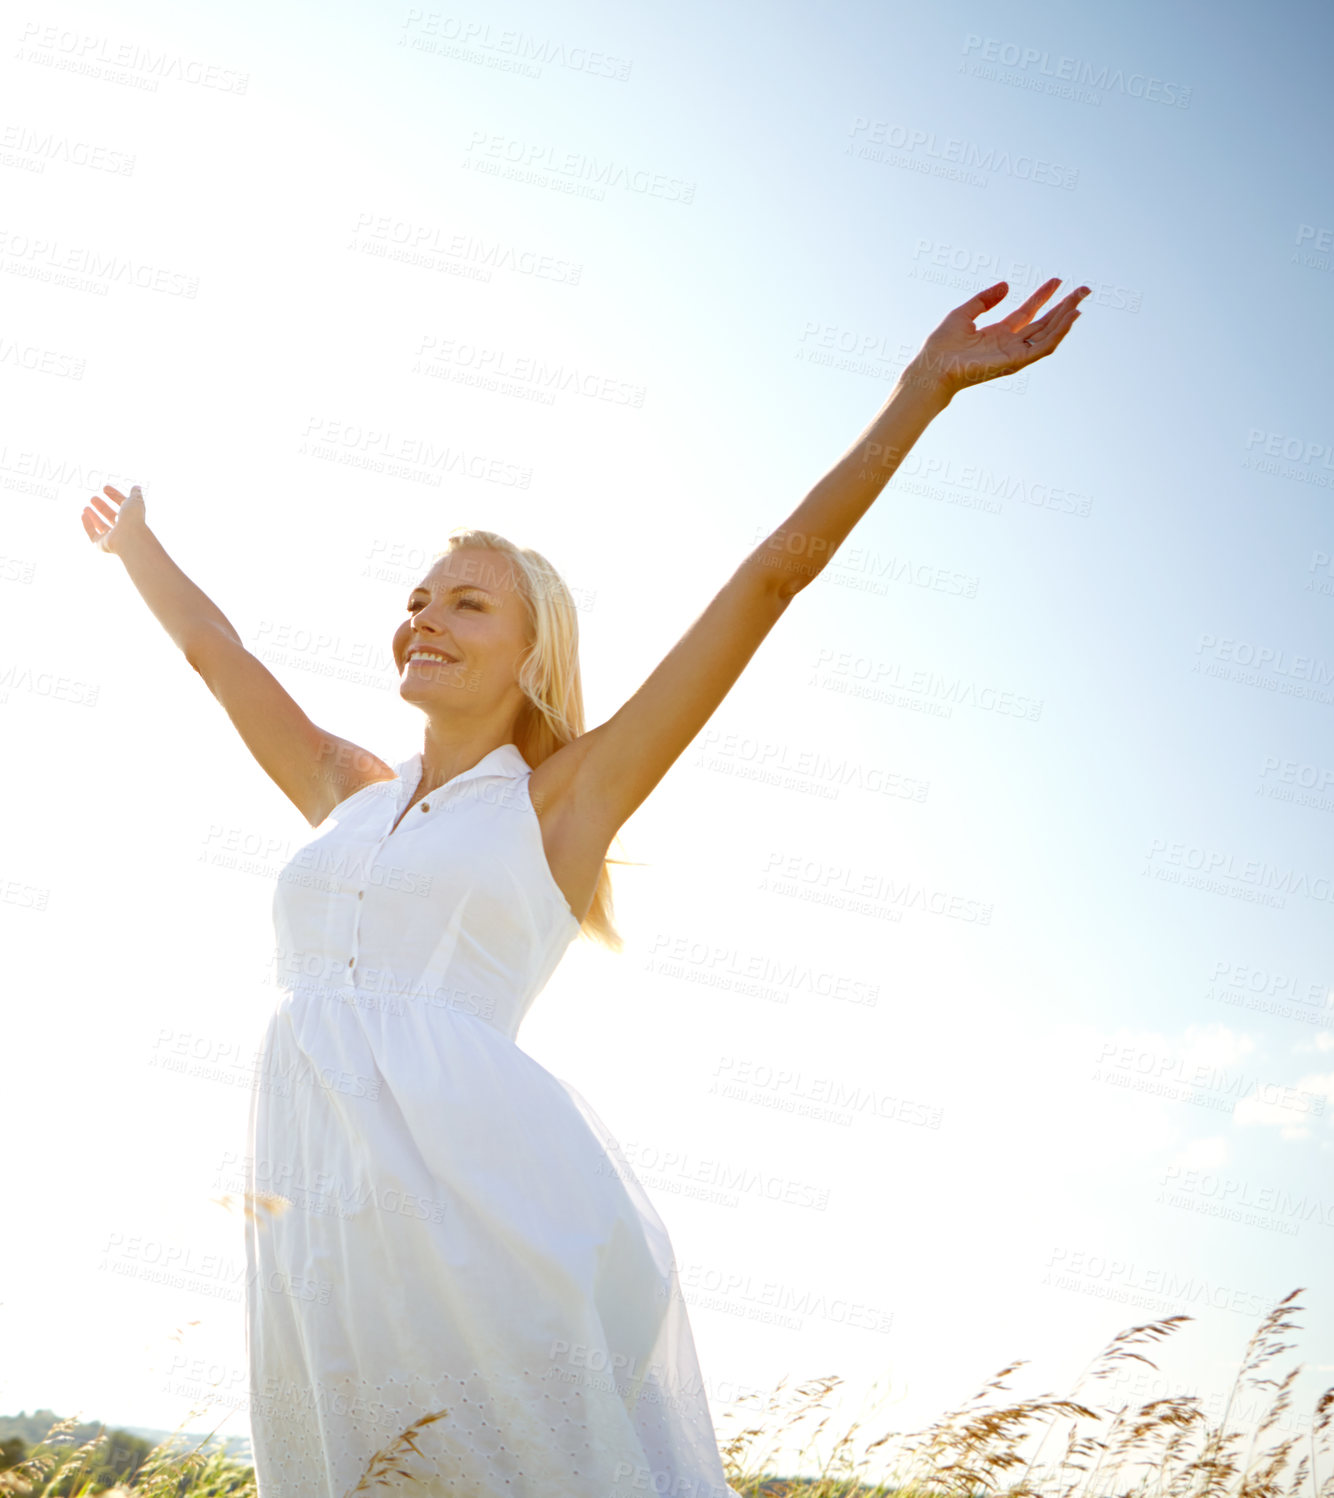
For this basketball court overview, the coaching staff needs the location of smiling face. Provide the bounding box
[391,546,532,729]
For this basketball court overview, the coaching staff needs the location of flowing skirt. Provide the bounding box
[243,989,740,1497]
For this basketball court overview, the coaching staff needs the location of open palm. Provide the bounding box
[913,278,1089,396]
[81,483,145,554]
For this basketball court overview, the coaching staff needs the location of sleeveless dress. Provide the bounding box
[242,742,740,1497]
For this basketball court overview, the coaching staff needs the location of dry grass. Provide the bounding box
[0,1407,255,1496]
[5,1289,1329,1496]
[716,1287,1333,1498]
[345,1410,449,1493]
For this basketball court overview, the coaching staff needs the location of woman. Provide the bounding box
[82,278,1087,1495]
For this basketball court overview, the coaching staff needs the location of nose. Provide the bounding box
[405,611,454,656]
[410,607,445,635]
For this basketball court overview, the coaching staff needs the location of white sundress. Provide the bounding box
[242,742,741,1497]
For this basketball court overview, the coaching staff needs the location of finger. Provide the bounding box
[1012,300,1065,345]
[90,495,118,525]
[1025,304,1081,356]
[1000,277,1061,332]
[1015,287,1084,345]
[954,281,1009,323]
[1040,293,1085,340]
[80,509,105,543]
[104,484,124,499]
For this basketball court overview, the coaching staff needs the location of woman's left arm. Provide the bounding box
[758,277,1088,598]
[562,278,1088,838]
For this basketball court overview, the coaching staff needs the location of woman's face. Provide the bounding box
[391,547,531,721]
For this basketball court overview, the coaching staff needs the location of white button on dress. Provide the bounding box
[243,742,740,1496]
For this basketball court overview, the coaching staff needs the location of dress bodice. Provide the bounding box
[269,742,580,1044]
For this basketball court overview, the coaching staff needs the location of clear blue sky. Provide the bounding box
[2,0,1331,1474]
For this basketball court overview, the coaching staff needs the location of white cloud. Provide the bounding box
[1091,1021,1257,1071]
[1234,1070,1334,1131]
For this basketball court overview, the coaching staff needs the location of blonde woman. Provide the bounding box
[82,278,1087,1496]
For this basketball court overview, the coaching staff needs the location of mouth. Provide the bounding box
[404,649,459,671]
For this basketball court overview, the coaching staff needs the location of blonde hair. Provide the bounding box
[438,527,629,952]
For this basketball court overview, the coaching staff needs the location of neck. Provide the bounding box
[417,730,517,794]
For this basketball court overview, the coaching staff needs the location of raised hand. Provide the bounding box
[82,483,146,555]
[908,278,1089,398]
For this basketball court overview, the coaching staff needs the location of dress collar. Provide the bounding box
[395,742,532,801]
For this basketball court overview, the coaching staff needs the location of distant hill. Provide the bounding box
[120,1424,251,1460]
[0,1410,251,1461]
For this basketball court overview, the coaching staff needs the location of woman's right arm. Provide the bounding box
[83,484,395,826]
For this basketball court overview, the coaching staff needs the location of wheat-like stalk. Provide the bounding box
[344,1408,450,1494]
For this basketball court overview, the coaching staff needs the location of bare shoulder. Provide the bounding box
[309,736,399,825]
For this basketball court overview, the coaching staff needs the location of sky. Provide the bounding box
[2,0,1332,1479]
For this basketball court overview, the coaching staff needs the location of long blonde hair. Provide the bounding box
[438,527,628,951]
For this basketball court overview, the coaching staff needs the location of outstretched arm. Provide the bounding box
[558,279,1089,839]
[756,277,1087,598]
[82,486,394,824]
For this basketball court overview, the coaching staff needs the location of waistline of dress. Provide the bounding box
[276,978,519,1040]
